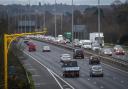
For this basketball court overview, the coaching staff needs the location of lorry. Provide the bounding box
[62,60,80,77]
[89,32,104,47]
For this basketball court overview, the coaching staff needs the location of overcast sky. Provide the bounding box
[0,0,126,5]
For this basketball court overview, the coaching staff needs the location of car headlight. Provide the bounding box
[104,52,107,54]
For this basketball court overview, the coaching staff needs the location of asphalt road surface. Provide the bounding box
[23,40,128,89]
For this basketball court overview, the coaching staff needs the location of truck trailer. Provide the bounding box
[89,32,104,47]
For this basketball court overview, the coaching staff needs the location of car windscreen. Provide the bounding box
[76,50,83,54]
[92,66,102,70]
[62,61,78,67]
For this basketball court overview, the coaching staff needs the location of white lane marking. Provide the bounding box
[85,51,128,74]
[47,69,63,89]
[100,86,104,89]
[32,75,40,77]
[48,68,75,89]
[93,82,97,84]
[121,81,124,83]
[35,83,41,86]
[27,68,36,71]
[87,79,90,81]
[24,51,75,89]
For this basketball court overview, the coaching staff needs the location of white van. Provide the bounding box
[82,40,92,49]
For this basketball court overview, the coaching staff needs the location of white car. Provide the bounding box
[92,43,101,51]
[90,65,103,77]
[42,46,51,52]
[102,48,112,56]
[60,54,71,63]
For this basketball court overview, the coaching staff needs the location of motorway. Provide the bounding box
[22,40,128,89]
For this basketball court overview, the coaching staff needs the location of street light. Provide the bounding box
[54,0,57,37]
[72,0,74,47]
[61,13,63,34]
[98,0,101,43]
[98,0,101,53]
[28,0,31,32]
[43,4,46,28]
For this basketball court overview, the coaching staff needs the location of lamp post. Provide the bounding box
[43,4,46,28]
[54,0,57,37]
[98,0,101,46]
[72,0,74,47]
[61,13,63,34]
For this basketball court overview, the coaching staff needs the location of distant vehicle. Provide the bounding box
[102,48,112,56]
[28,43,36,52]
[60,54,71,63]
[26,41,33,46]
[57,35,64,42]
[74,42,81,48]
[113,45,123,52]
[81,40,92,49]
[90,65,103,77]
[115,48,125,55]
[42,46,51,52]
[65,39,70,43]
[59,40,66,44]
[73,49,84,59]
[89,56,100,65]
[62,60,80,77]
[73,39,81,47]
[90,32,104,47]
[91,43,101,52]
[24,37,30,44]
[78,40,85,46]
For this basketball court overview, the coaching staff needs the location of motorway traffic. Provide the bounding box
[18,38,128,89]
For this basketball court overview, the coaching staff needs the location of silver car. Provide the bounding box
[102,48,112,56]
[90,65,103,77]
[60,54,71,63]
[42,46,51,52]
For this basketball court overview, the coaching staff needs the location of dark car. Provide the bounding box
[73,49,84,59]
[89,56,100,65]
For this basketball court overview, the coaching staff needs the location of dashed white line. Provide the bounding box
[32,75,40,77]
[121,80,124,83]
[35,83,41,86]
[100,86,104,89]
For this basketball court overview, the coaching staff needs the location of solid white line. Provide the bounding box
[50,69,75,89]
[47,69,63,89]
[24,51,75,89]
